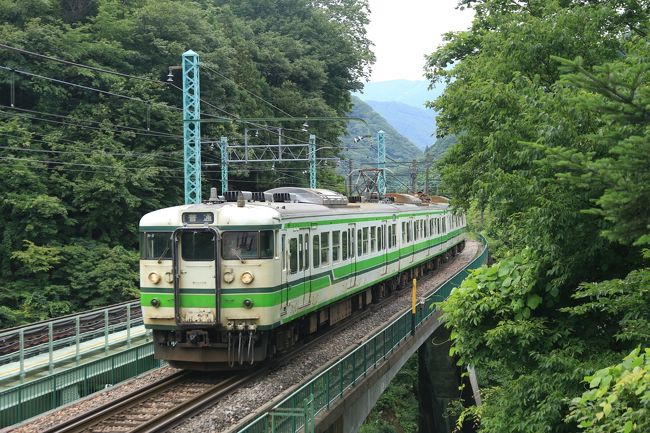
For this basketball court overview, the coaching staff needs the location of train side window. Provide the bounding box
[281,234,286,270]
[362,227,368,254]
[377,227,383,251]
[414,221,419,241]
[289,238,298,274]
[342,231,348,260]
[388,225,393,248]
[357,229,363,256]
[298,234,304,271]
[321,232,330,266]
[332,231,340,262]
[407,222,412,243]
[392,223,397,247]
[370,227,377,252]
[401,222,406,243]
[305,234,310,269]
[313,235,320,268]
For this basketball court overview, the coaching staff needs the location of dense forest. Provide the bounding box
[429,0,650,432]
[0,0,373,327]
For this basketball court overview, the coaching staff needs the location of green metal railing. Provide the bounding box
[0,301,142,380]
[238,237,488,433]
[0,342,163,427]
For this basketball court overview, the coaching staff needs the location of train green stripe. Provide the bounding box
[140,231,465,310]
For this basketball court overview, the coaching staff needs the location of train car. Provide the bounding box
[139,187,466,369]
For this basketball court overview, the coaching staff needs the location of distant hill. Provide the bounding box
[340,96,422,192]
[365,100,436,150]
[354,80,445,150]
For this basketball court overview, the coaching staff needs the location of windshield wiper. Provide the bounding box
[157,243,171,263]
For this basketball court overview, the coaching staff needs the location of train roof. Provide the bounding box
[140,187,451,228]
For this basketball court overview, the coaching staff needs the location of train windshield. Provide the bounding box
[140,232,172,260]
[222,231,274,260]
[181,231,216,261]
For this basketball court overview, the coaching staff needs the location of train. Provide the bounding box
[139,187,466,369]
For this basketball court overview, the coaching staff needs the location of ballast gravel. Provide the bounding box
[7,241,479,433]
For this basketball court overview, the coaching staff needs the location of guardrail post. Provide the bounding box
[104,309,109,353]
[126,304,132,348]
[19,329,25,382]
[75,316,80,363]
[48,322,54,373]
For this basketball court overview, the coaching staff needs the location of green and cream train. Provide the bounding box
[139,187,466,369]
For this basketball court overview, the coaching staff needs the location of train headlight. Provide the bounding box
[148,272,161,284]
[241,272,254,284]
[223,272,235,283]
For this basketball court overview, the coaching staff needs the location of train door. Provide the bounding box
[408,218,415,263]
[280,233,288,316]
[288,229,311,309]
[172,227,219,326]
[348,223,357,288]
[302,230,311,307]
[381,221,388,275]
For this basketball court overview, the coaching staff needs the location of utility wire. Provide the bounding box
[0,43,166,85]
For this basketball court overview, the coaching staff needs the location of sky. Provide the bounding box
[366,0,474,82]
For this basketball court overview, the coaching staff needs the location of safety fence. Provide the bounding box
[238,237,488,433]
[0,342,162,427]
[0,301,142,380]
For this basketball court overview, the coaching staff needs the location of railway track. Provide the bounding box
[39,245,466,433]
[41,370,250,433]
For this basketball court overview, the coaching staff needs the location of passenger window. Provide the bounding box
[407,222,412,243]
[370,227,377,252]
[392,224,397,247]
[357,230,363,256]
[362,227,368,254]
[377,227,383,251]
[313,235,320,268]
[289,238,297,274]
[332,231,340,262]
[321,232,330,266]
[298,234,304,270]
[305,234,309,269]
[402,222,406,243]
[388,225,393,248]
[342,231,348,260]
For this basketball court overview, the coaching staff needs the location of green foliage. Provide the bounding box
[0,0,374,326]
[360,354,419,433]
[568,348,650,433]
[427,0,650,431]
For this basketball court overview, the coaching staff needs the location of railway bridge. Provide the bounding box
[232,237,488,433]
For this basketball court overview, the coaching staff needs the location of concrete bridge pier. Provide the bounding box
[418,327,477,433]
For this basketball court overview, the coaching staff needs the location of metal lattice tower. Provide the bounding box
[309,134,316,189]
[182,50,201,204]
[377,130,386,196]
[220,136,228,194]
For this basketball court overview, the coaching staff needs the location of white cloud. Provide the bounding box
[366,0,473,82]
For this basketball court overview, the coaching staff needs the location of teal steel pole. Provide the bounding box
[182,50,202,204]
[309,134,316,189]
[377,130,386,196]
[220,136,228,194]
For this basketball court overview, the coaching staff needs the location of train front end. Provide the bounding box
[139,202,281,370]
